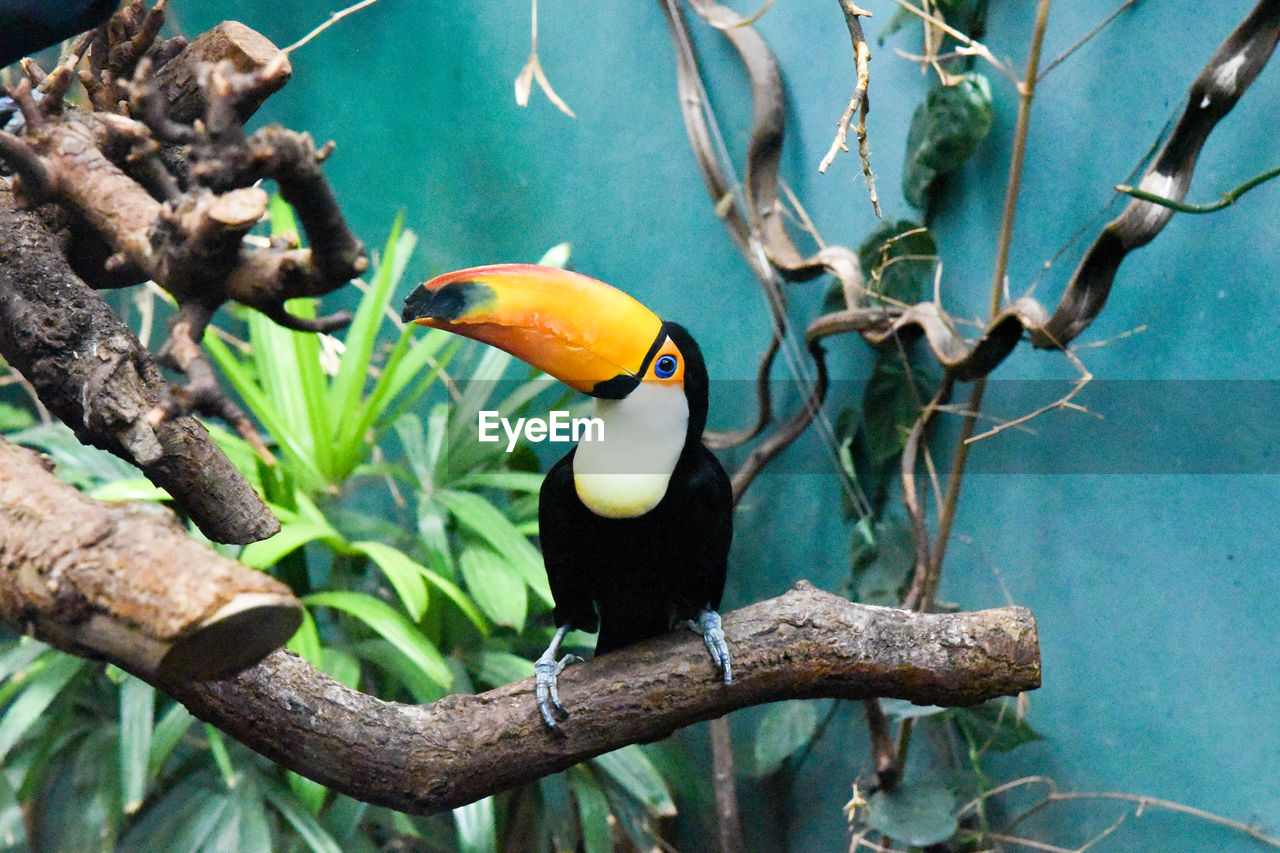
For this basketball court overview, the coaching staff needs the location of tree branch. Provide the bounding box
[0,440,300,680]
[0,421,1039,816]
[157,584,1038,815]
[0,182,279,543]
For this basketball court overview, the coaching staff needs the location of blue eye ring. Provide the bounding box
[654,354,678,378]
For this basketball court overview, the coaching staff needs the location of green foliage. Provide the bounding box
[903,73,994,209]
[751,700,820,776]
[847,513,915,605]
[866,782,959,847]
[835,221,941,521]
[953,698,1043,755]
[0,215,677,851]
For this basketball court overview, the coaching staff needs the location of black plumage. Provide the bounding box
[0,0,118,68]
[537,322,732,654]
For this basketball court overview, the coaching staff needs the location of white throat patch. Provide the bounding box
[572,382,689,518]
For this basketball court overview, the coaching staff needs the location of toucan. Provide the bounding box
[0,0,119,68]
[402,264,732,727]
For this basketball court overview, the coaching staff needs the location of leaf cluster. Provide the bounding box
[0,208,680,852]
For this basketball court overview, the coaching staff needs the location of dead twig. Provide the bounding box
[819,1,880,216]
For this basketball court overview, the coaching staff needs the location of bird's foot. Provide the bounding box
[688,608,732,684]
[534,625,582,729]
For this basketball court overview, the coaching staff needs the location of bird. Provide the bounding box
[0,0,119,69]
[403,263,733,728]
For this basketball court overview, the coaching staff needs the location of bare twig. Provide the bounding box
[922,0,1054,611]
[819,0,880,216]
[514,0,576,118]
[965,346,1094,444]
[957,775,1280,850]
[283,0,384,54]
[1038,0,1140,82]
[887,0,1018,86]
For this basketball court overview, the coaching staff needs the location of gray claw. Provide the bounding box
[535,625,580,728]
[688,608,733,684]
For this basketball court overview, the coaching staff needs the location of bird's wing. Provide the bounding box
[537,450,600,633]
[684,444,733,612]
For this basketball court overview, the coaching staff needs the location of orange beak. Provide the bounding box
[402,264,664,398]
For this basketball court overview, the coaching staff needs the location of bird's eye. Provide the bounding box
[654,354,678,378]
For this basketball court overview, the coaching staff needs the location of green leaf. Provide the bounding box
[592,746,676,818]
[204,331,324,486]
[248,306,314,462]
[319,647,363,690]
[569,767,613,853]
[354,533,489,634]
[119,675,155,814]
[458,544,527,630]
[752,700,819,776]
[350,540,430,621]
[865,783,958,847]
[415,489,453,569]
[239,520,343,571]
[328,215,415,432]
[7,423,139,489]
[537,241,573,268]
[446,347,513,450]
[436,489,551,604]
[119,770,227,853]
[952,699,1043,753]
[354,639,448,704]
[319,796,370,847]
[452,796,497,853]
[418,563,489,633]
[471,650,535,688]
[855,219,937,306]
[0,651,85,763]
[148,701,195,778]
[879,698,946,720]
[89,478,172,503]
[286,608,324,668]
[0,401,35,432]
[264,784,344,853]
[860,355,934,470]
[34,728,122,852]
[902,73,993,208]
[289,300,338,482]
[850,514,914,606]
[0,638,48,684]
[538,773,577,852]
[287,770,328,818]
[453,471,547,494]
[304,592,452,690]
[205,724,237,788]
[225,774,273,852]
[0,768,28,852]
[344,331,456,463]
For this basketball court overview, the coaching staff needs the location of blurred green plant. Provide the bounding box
[0,207,679,852]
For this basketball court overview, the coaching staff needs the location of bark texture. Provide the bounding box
[0,440,299,680]
[0,183,279,543]
[160,583,1039,815]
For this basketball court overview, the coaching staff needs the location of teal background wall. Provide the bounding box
[180,0,1280,848]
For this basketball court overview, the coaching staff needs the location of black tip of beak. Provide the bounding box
[589,374,640,399]
[402,279,494,324]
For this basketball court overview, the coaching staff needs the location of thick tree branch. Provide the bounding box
[0,182,278,543]
[158,584,1038,815]
[1,7,366,453]
[0,428,1039,815]
[0,440,299,679]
